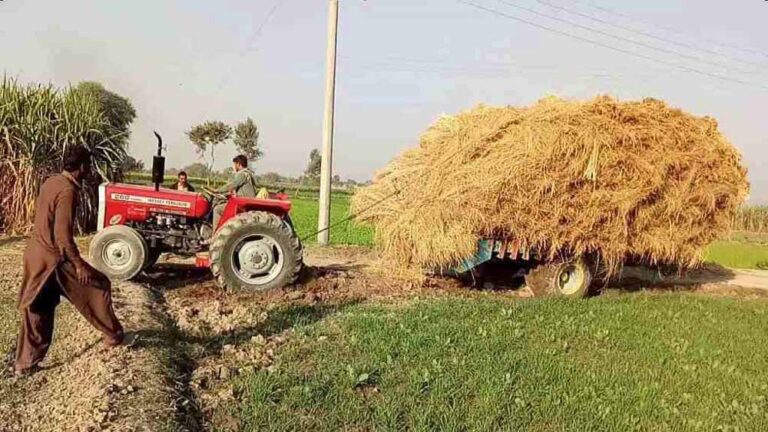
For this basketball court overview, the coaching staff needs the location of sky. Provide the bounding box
[1,0,767,201]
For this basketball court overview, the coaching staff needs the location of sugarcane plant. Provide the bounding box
[0,77,128,234]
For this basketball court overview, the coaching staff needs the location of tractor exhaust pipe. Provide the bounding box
[152,131,165,191]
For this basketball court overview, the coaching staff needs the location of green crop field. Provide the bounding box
[224,294,768,431]
[705,240,768,270]
[290,195,374,246]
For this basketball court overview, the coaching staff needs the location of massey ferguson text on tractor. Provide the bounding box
[88,132,303,292]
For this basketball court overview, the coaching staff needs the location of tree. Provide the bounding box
[187,121,232,185]
[181,162,211,179]
[262,172,282,184]
[304,149,322,183]
[72,81,136,146]
[121,155,144,173]
[332,174,341,185]
[233,117,262,161]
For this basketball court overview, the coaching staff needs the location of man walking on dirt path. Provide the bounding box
[13,146,124,377]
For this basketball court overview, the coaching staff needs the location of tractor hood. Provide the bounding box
[98,183,211,230]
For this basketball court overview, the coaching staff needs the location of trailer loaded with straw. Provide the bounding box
[352,96,749,298]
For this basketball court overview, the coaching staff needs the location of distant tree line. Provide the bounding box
[126,144,368,189]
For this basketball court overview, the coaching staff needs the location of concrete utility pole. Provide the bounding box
[318,0,339,246]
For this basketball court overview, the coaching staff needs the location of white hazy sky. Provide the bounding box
[2,0,767,201]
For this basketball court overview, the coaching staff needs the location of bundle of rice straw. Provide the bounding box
[352,96,749,273]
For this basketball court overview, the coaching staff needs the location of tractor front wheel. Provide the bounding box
[89,225,148,281]
[525,257,592,299]
[210,211,303,292]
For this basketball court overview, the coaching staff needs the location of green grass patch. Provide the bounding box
[227,295,768,431]
[705,240,768,270]
[290,196,374,246]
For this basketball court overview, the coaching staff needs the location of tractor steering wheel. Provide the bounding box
[201,186,227,201]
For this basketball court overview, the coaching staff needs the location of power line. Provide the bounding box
[340,55,680,79]
[495,0,766,78]
[567,0,768,60]
[457,0,768,91]
[533,0,768,71]
[194,0,285,131]
[213,0,286,93]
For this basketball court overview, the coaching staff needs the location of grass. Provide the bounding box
[705,238,768,270]
[226,295,768,431]
[290,195,374,246]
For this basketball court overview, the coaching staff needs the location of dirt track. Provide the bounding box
[0,244,467,431]
[2,239,768,431]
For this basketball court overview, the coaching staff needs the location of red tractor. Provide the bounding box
[89,133,303,292]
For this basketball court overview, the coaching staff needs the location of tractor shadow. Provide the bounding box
[135,257,368,292]
[132,299,359,359]
[136,262,213,291]
[298,263,368,284]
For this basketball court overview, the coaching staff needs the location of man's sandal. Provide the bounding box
[12,364,43,378]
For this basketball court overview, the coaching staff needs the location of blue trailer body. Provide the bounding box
[451,239,534,273]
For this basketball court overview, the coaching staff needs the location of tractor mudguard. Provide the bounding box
[216,196,293,232]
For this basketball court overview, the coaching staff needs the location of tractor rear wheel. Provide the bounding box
[89,225,148,281]
[210,211,303,292]
[525,257,592,299]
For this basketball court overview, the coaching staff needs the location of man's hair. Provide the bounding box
[178,171,188,178]
[62,145,92,172]
[233,155,248,167]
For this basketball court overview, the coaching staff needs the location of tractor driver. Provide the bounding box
[212,155,258,229]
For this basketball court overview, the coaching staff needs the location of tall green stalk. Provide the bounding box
[0,78,127,233]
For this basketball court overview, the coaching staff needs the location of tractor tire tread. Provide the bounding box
[210,211,303,292]
[525,263,560,298]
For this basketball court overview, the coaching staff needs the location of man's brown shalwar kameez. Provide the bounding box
[15,173,124,372]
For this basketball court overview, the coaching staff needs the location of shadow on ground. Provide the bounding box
[132,259,363,358]
[132,300,358,357]
[444,261,741,295]
[136,262,212,290]
[608,263,737,293]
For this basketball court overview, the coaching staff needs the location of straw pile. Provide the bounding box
[352,96,749,273]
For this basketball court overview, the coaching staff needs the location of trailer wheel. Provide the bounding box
[89,225,148,281]
[210,211,303,292]
[526,257,592,299]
